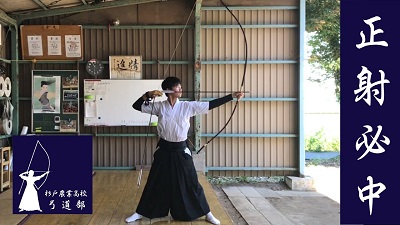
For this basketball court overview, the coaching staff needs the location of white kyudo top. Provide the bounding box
[142,99,209,142]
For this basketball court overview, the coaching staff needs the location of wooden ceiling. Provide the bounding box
[0,0,291,26]
[0,0,164,25]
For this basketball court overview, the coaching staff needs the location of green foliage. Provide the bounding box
[306,0,340,102]
[306,155,340,167]
[305,128,340,152]
[326,137,340,151]
[207,176,285,185]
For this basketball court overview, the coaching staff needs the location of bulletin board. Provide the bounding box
[20,25,83,60]
[32,70,79,133]
[84,79,166,126]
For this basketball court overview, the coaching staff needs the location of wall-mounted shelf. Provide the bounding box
[1,147,11,192]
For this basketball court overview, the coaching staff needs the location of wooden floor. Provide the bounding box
[7,170,233,225]
[0,186,27,225]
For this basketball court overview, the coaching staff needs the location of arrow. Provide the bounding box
[161,90,249,94]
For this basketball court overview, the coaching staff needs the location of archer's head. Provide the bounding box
[162,76,181,97]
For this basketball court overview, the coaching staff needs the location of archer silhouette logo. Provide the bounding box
[18,140,51,212]
[13,136,93,214]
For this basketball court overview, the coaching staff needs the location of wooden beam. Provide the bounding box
[0,9,16,26]
[12,0,165,22]
[32,0,49,10]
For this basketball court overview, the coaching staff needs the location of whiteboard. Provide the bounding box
[83,79,166,126]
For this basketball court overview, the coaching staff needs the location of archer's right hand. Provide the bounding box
[144,90,163,100]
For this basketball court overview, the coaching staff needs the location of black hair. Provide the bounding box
[162,76,181,96]
[41,80,55,87]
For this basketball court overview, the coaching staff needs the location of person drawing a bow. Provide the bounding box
[126,76,243,224]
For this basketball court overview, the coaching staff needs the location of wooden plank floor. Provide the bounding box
[0,188,27,225]
[17,170,233,225]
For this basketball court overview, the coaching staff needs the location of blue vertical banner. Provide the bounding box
[12,136,92,214]
[341,0,400,224]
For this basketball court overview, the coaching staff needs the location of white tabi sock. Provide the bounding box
[125,212,143,223]
[206,212,221,225]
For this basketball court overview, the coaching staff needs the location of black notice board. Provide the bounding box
[31,70,79,133]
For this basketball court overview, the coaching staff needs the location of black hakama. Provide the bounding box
[136,138,210,221]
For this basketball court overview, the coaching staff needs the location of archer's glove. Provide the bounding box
[143,90,163,100]
[148,90,163,98]
[232,91,244,101]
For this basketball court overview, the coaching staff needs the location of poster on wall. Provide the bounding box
[65,35,82,58]
[47,36,62,56]
[32,70,79,133]
[27,35,43,56]
[32,76,61,114]
[109,55,142,79]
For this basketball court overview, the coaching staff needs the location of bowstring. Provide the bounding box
[137,3,194,184]
[18,140,39,194]
[137,98,156,188]
[162,2,196,78]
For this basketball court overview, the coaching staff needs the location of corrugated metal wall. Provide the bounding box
[86,27,195,168]
[14,0,300,177]
[201,7,298,176]
[18,27,195,168]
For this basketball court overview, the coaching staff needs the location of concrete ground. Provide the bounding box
[223,186,340,225]
[222,165,341,225]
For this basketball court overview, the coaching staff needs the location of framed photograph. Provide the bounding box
[62,75,78,88]
[32,76,61,114]
[62,102,79,114]
[63,90,78,101]
[32,70,79,133]
[109,55,142,79]
[60,119,77,132]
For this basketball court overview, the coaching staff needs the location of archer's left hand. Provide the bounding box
[232,92,244,100]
